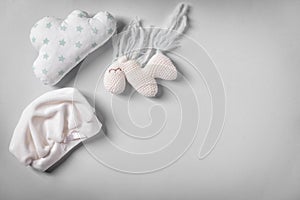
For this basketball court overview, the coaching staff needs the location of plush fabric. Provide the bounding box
[103,3,189,97]
[30,10,116,85]
[9,87,102,171]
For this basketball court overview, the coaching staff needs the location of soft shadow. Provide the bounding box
[93,98,107,134]
[45,142,83,173]
[83,129,106,146]
[115,17,127,33]
[119,82,132,96]
[155,84,164,98]
[84,38,113,67]
[53,60,84,88]
[172,58,185,83]
[83,94,105,125]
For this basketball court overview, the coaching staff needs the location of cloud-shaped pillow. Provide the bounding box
[30,10,116,85]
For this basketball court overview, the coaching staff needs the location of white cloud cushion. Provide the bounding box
[9,87,102,171]
[30,10,116,85]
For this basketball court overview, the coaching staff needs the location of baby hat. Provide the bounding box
[30,10,116,85]
[103,3,189,97]
[9,87,101,171]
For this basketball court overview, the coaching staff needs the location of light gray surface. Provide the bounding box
[1,0,300,199]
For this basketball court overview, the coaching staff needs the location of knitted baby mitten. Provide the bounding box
[103,3,189,97]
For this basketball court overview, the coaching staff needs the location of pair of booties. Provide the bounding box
[103,2,189,97]
[104,51,177,97]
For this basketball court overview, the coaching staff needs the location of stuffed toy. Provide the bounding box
[103,3,189,97]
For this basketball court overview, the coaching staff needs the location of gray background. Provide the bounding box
[1,0,300,199]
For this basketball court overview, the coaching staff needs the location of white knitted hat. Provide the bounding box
[9,87,101,171]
